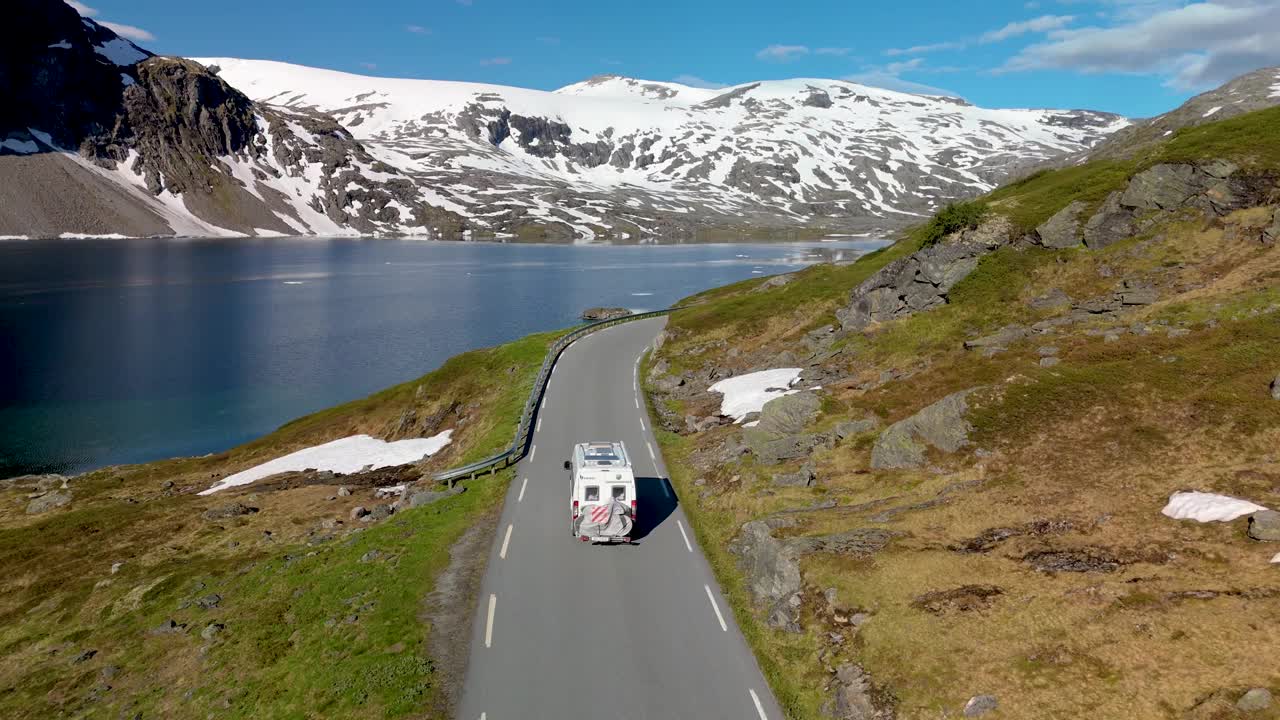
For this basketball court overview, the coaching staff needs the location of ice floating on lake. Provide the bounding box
[198,431,453,495]
[1161,491,1268,523]
[709,368,803,423]
[631,292,653,296]
[282,281,304,285]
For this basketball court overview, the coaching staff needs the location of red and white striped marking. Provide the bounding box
[588,504,611,524]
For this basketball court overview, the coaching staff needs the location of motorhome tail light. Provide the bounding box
[572,500,579,518]
[631,499,637,519]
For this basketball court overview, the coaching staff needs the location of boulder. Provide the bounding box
[1035,201,1086,249]
[870,389,981,470]
[1121,163,1201,211]
[754,273,795,292]
[772,462,816,488]
[963,325,1028,351]
[26,491,71,515]
[1248,510,1280,542]
[350,506,369,520]
[963,695,998,717]
[581,307,632,322]
[1271,374,1280,401]
[1039,357,1061,368]
[753,392,820,437]
[1237,688,1273,712]
[365,504,394,522]
[1083,192,1136,250]
[833,418,879,439]
[750,433,829,465]
[1028,288,1072,311]
[408,484,466,508]
[202,502,258,521]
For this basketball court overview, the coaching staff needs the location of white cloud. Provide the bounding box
[69,3,156,44]
[1001,1,1280,89]
[672,74,729,89]
[844,70,961,98]
[480,56,511,66]
[406,24,430,34]
[99,21,155,42]
[981,14,1075,43]
[756,44,810,62]
[815,47,853,56]
[885,40,966,57]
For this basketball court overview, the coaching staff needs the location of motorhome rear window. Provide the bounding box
[585,486,599,501]
[611,486,626,500]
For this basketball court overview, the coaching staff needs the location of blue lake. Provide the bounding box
[0,237,882,476]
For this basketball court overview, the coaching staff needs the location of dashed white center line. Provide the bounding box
[749,689,769,720]
[541,397,547,411]
[518,477,528,502]
[536,416,542,432]
[704,585,728,632]
[499,524,513,559]
[530,444,537,460]
[485,594,497,647]
[676,519,693,553]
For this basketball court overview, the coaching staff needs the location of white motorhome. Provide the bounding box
[564,441,636,543]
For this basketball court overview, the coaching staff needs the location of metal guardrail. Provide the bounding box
[430,308,679,485]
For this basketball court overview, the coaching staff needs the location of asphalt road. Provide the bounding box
[457,317,785,720]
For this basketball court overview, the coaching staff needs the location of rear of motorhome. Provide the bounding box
[565,441,636,543]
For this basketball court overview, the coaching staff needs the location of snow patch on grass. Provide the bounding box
[198,431,453,495]
[1161,491,1268,523]
[709,368,803,423]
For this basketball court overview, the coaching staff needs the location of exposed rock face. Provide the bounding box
[870,389,981,469]
[744,392,825,464]
[1083,162,1277,249]
[1237,688,1274,712]
[1271,374,1280,401]
[837,219,1010,331]
[1035,201,1086,249]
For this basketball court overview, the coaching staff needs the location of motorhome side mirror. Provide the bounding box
[563,460,571,470]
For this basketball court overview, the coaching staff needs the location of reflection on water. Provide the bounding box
[0,237,884,476]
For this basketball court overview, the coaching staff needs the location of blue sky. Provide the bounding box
[70,0,1280,118]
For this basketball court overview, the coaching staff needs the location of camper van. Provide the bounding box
[565,441,636,543]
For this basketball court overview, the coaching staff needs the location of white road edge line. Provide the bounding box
[634,396,640,409]
[640,417,646,431]
[485,594,496,648]
[647,442,656,461]
[704,585,728,632]
[661,480,672,499]
[677,519,693,553]
[499,524,513,559]
[749,689,768,720]
[518,477,528,502]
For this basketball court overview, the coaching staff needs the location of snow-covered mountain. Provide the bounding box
[0,0,464,240]
[195,59,1131,241]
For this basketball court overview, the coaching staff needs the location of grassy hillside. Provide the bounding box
[647,105,1280,719]
[0,329,564,719]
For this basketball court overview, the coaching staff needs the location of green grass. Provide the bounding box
[985,160,1136,233]
[917,201,988,247]
[1154,104,1280,168]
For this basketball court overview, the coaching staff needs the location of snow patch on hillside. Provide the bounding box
[1161,491,1268,522]
[198,431,453,495]
[710,368,804,423]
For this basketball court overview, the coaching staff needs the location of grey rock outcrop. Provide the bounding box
[870,388,981,470]
[744,392,825,465]
[772,462,816,488]
[822,663,892,719]
[408,484,466,508]
[1271,374,1280,401]
[1237,688,1273,712]
[26,491,71,515]
[581,307,632,322]
[837,219,1010,331]
[1035,201,1086,249]
[1248,510,1280,542]
[1083,192,1136,250]
[963,695,998,717]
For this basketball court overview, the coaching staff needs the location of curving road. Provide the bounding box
[457,317,784,720]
